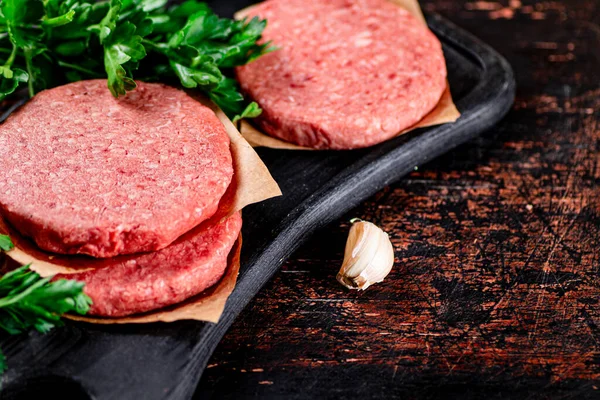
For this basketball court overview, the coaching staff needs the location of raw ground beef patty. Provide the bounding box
[236,0,447,149]
[58,212,242,317]
[0,80,233,258]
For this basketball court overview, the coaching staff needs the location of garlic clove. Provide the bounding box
[336,219,395,290]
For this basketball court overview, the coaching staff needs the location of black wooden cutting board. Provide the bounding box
[0,2,515,398]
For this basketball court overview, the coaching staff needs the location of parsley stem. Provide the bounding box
[57,61,103,77]
[42,11,76,28]
[0,277,50,308]
[24,49,35,98]
[4,44,16,67]
[141,39,167,55]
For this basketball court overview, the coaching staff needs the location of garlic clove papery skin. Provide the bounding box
[336,220,395,290]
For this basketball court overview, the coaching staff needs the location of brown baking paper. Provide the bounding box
[0,96,281,324]
[236,0,460,150]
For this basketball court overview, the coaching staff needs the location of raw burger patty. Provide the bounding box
[0,80,233,258]
[236,0,447,149]
[57,212,242,317]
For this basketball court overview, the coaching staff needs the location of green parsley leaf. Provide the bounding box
[209,77,247,118]
[133,0,169,13]
[0,66,28,100]
[94,0,122,43]
[46,2,105,40]
[170,56,221,89]
[0,265,92,335]
[149,1,210,35]
[0,238,92,379]
[0,0,45,48]
[0,234,14,252]
[103,21,147,96]
[0,0,274,119]
[233,101,262,123]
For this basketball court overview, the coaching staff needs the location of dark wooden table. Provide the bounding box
[196,1,600,398]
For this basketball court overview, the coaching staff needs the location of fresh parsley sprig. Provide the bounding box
[0,0,274,120]
[0,234,92,376]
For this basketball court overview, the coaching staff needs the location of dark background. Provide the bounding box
[197,0,600,398]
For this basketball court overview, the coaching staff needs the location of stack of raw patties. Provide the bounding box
[0,80,242,317]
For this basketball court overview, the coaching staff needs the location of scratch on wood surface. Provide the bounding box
[534,42,559,49]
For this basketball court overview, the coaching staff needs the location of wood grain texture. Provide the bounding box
[196,1,600,398]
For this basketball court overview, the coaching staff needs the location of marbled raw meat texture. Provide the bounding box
[59,212,242,317]
[0,80,233,258]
